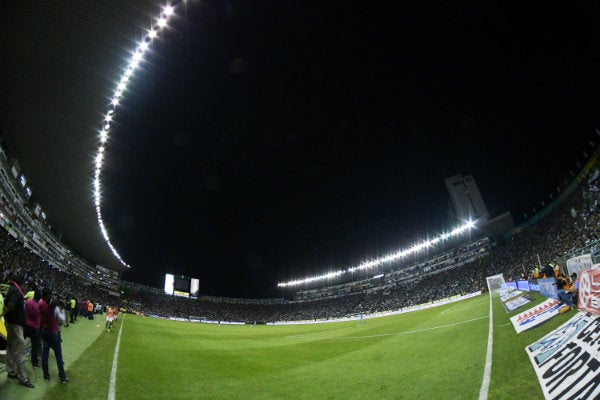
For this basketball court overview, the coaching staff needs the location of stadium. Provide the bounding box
[1,1,600,399]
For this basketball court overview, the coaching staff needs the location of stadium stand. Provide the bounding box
[0,135,600,327]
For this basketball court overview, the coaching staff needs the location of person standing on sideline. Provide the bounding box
[24,288,42,369]
[87,300,94,319]
[69,295,77,323]
[105,306,115,332]
[39,287,69,384]
[3,273,35,388]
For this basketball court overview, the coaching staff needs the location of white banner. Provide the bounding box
[526,312,600,400]
[510,298,562,333]
[566,254,594,276]
[502,294,532,312]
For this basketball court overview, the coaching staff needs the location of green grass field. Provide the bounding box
[1,293,578,400]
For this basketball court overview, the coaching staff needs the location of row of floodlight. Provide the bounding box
[91,3,474,281]
[276,220,476,288]
[93,2,181,268]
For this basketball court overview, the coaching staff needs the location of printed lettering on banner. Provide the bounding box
[566,254,594,276]
[510,298,562,333]
[578,269,600,316]
[500,290,522,303]
[537,278,559,300]
[526,312,600,400]
[502,294,532,313]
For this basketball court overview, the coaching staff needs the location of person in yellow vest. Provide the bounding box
[532,266,540,279]
[0,291,5,339]
[69,296,77,324]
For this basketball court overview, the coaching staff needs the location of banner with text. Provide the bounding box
[502,293,532,312]
[537,277,559,300]
[526,312,600,400]
[510,298,562,333]
[578,269,600,316]
[566,254,594,276]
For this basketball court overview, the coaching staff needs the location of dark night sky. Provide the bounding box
[1,1,599,298]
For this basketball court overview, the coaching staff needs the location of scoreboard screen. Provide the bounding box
[164,274,199,298]
[174,277,191,293]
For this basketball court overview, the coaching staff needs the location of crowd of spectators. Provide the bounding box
[3,169,600,324]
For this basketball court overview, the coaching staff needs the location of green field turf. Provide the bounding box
[1,293,579,400]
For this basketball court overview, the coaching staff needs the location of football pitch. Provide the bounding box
[3,293,576,400]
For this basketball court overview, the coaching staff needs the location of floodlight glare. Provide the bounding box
[93,3,183,269]
[277,220,476,288]
[132,52,143,62]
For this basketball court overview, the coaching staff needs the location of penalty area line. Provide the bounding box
[108,314,125,400]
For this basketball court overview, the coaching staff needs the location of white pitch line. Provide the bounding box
[478,292,494,400]
[108,314,125,400]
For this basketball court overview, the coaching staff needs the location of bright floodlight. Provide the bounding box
[92,2,182,269]
[132,51,143,63]
[277,220,476,288]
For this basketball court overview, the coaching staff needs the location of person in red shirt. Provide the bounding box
[39,287,68,384]
[24,288,42,369]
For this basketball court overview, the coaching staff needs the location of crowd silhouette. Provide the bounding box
[3,171,600,325]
